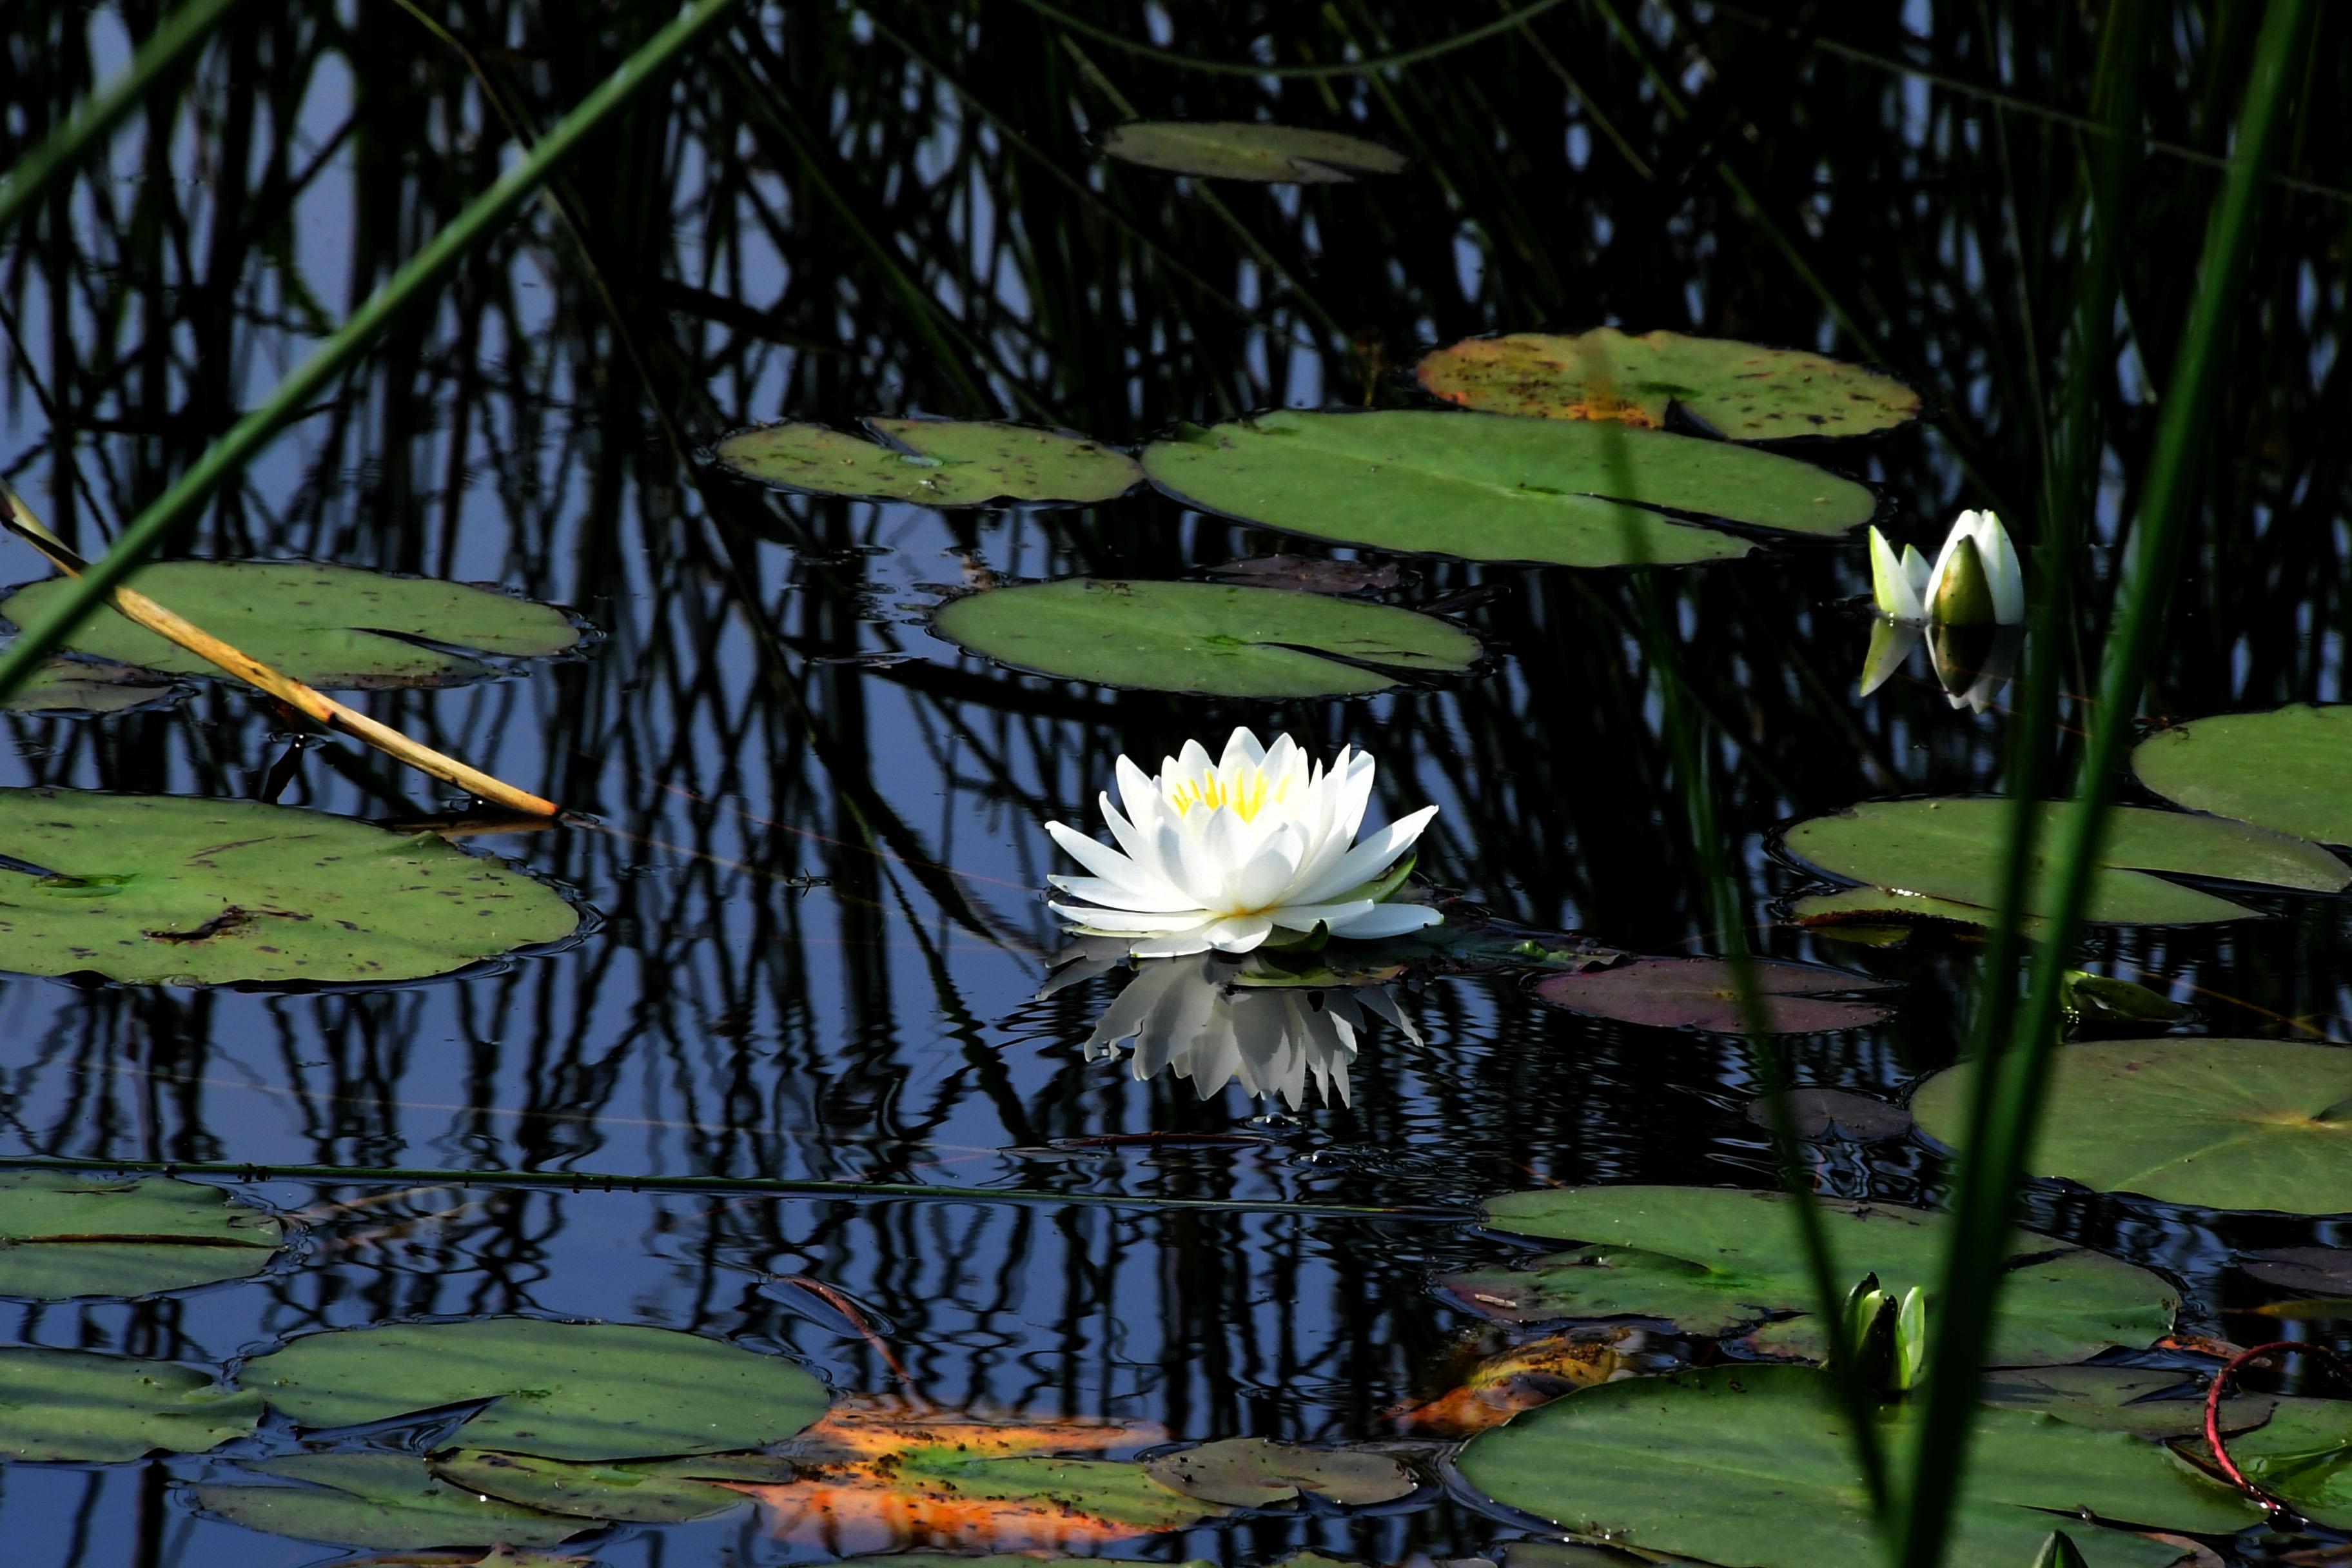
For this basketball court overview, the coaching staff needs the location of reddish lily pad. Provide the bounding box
[1142,1437,1415,1507]
[1534,957,1897,1033]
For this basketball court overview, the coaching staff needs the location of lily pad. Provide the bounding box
[1745,1087,1912,1141]
[1981,1366,2271,1439]
[243,1318,828,1460]
[1913,1038,2352,1215]
[1781,796,2351,926]
[434,1449,770,1524]
[2241,1246,2352,1295]
[1,659,179,715]
[195,1454,591,1550]
[2175,1394,2352,1526]
[0,1346,260,1460]
[0,789,578,986]
[1142,1437,1415,1507]
[1533,957,1896,1033]
[1,562,579,690]
[1100,121,1405,182]
[1455,1366,2256,1568]
[2133,704,2352,847]
[1416,329,1920,440]
[0,1171,282,1299]
[1141,410,1877,567]
[1446,1186,2175,1363]
[930,578,1480,697]
[710,418,1139,505]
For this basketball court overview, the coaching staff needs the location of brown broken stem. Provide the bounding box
[0,489,560,817]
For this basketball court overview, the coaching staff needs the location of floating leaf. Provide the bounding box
[1416,329,1919,440]
[1788,885,2034,936]
[2134,704,2352,847]
[1100,121,1404,182]
[1980,1366,2272,1440]
[1,659,178,715]
[1141,411,1876,567]
[1782,796,2350,926]
[710,418,1139,505]
[435,1449,771,1524]
[931,578,1479,697]
[0,1171,281,1299]
[1744,1087,1913,1141]
[1143,1437,1414,1507]
[195,1455,589,1551]
[2062,970,2192,1028]
[0,789,578,986]
[244,1318,828,1460]
[2175,1395,2352,1527]
[1456,1366,2255,1568]
[2242,1246,2352,1296]
[1,562,579,690]
[1533,956,1897,1033]
[1390,1330,1633,1437]
[1207,555,1402,594]
[1913,1038,2352,1214]
[1446,1186,2174,1363]
[0,1346,260,1460]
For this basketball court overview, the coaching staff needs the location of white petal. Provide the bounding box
[1974,511,2026,624]
[1113,757,1162,836]
[1219,727,1267,772]
[1325,901,1444,939]
[1264,897,1375,933]
[1048,901,1204,934]
[1868,527,1926,622]
[1132,924,1219,958]
[1291,803,1438,905]
[1044,821,1161,895]
[1048,874,1206,914]
[1228,824,1308,912]
[1199,914,1276,953]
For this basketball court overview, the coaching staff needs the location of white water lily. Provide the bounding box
[1868,509,2024,626]
[1044,727,1441,957]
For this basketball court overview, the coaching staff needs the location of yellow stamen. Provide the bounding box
[1166,765,1292,822]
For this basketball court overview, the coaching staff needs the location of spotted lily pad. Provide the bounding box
[1446,1186,2175,1364]
[1101,121,1404,182]
[0,789,577,986]
[195,1454,590,1550]
[1533,957,1897,1033]
[1416,329,1920,440]
[1,659,178,714]
[1781,796,2351,926]
[931,578,1479,696]
[0,1346,260,1460]
[1455,1366,2256,1568]
[710,418,1139,505]
[1913,1038,2352,1215]
[0,1171,282,1298]
[2133,704,2352,847]
[243,1318,829,1460]
[1141,410,1876,567]
[1142,1437,1414,1507]
[1,562,579,690]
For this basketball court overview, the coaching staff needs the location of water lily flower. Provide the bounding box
[1868,509,2024,626]
[1044,727,1441,957]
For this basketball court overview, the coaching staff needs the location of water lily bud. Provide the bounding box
[1928,536,1999,625]
[2032,1531,2090,1568]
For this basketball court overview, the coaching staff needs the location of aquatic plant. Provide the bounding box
[1868,511,2026,627]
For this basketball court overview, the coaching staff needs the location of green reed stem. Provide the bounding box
[0,0,246,240]
[0,0,745,708]
[1897,2,2313,1563]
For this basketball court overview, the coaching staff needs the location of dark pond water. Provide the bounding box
[2,3,2350,1565]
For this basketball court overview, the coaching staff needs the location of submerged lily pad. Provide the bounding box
[1533,957,1897,1033]
[1782,796,2351,926]
[1913,1038,2352,1215]
[1,659,179,715]
[1745,1086,1912,1141]
[931,578,1480,696]
[1455,1366,2255,1568]
[435,1449,772,1524]
[710,418,1139,505]
[1,562,579,690]
[0,1171,282,1299]
[1416,329,1920,440]
[0,1346,260,1460]
[1101,121,1404,182]
[0,789,577,986]
[1446,1186,2175,1364]
[245,1318,827,1460]
[1142,1437,1415,1507]
[1141,410,1876,567]
[2133,704,2352,847]
[195,1454,590,1550]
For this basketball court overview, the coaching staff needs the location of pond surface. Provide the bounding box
[1,3,2349,1565]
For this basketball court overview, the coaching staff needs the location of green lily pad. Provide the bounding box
[1416,329,1920,441]
[1782,796,2351,926]
[0,1171,282,1299]
[1142,1437,1415,1507]
[1,659,179,715]
[1446,1186,2175,1364]
[710,418,1139,505]
[244,1318,828,1461]
[0,1346,260,1460]
[1140,410,1877,567]
[195,1454,591,1550]
[930,578,1480,696]
[0,789,578,986]
[1980,1365,2271,1439]
[2133,704,2352,847]
[1456,1366,2256,1568]
[1533,957,1897,1033]
[1100,121,1405,182]
[1913,1038,2352,1215]
[2176,1394,2352,1526]
[434,1449,772,1523]
[1,562,578,690]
